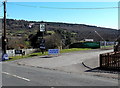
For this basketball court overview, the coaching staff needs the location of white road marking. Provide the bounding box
[2,72,30,82]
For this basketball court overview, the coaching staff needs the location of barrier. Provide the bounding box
[100,51,120,70]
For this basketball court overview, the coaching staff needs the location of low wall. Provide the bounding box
[6,49,37,57]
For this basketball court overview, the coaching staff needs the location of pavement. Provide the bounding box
[9,49,119,79]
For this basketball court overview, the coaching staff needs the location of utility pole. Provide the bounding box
[3,1,7,54]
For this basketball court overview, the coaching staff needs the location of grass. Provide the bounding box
[7,52,48,61]
[71,32,77,35]
[100,45,114,48]
[7,48,91,61]
[46,31,55,34]
[60,48,91,53]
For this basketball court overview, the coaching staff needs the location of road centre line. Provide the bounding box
[2,72,30,82]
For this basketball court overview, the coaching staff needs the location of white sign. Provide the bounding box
[40,46,45,49]
[84,39,94,42]
[40,23,45,32]
[28,23,35,28]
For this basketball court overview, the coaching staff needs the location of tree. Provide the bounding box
[54,29,75,48]
[45,33,62,49]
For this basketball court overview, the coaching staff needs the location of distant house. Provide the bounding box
[84,39,94,42]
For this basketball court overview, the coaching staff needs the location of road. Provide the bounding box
[12,49,114,72]
[2,62,118,86]
[1,49,119,86]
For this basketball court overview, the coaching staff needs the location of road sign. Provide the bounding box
[40,23,45,32]
[48,49,60,55]
[40,44,45,49]
[28,23,34,28]
[2,54,9,60]
[41,39,45,43]
[40,46,45,49]
[15,50,22,54]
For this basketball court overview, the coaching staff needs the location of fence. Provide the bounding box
[100,41,115,46]
[100,51,120,70]
[100,41,116,50]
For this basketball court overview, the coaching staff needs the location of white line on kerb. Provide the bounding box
[2,72,30,82]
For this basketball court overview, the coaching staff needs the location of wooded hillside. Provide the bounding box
[1,19,119,49]
[5,19,118,41]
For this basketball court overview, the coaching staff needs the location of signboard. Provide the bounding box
[40,23,45,32]
[15,50,22,54]
[40,46,45,49]
[28,23,34,28]
[48,49,60,55]
[40,43,45,49]
[2,54,9,60]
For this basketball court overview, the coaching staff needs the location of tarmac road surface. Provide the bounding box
[2,62,118,86]
[2,49,119,86]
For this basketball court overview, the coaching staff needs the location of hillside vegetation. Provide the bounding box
[1,19,119,49]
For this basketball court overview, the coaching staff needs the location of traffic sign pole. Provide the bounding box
[39,23,46,54]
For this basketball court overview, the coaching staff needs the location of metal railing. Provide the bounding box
[100,51,120,70]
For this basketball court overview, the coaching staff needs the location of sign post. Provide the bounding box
[39,23,46,54]
[29,23,46,54]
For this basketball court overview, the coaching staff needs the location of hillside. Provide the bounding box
[1,19,119,49]
[5,19,118,42]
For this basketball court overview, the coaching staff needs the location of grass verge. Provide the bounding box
[100,45,114,48]
[7,48,91,61]
[60,48,91,53]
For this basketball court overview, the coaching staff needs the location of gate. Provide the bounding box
[100,51,120,70]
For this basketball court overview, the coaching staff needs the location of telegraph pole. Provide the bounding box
[3,1,7,54]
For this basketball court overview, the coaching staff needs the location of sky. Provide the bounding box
[0,1,119,29]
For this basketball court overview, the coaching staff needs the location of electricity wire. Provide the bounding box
[8,3,120,10]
